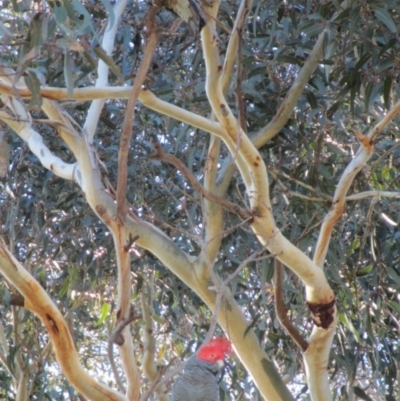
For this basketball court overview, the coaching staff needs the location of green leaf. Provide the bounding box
[350,52,371,82]
[64,52,74,99]
[364,307,375,344]
[383,76,392,109]
[276,55,303,66]
[371,6,398,33]
[306,91,318,109]
[351,238,360,250]
[387,266,400,285]
[62,0,80,23]
[72,0,94,33]
[25,70,43,109]
[338,313,362,343]
[95,303,110,327]
[300,21,324,38]
[387,300,400,315]
[244,313,261,338]
[356,264,373,277]
[53,5,68,25]
[29,13,44,47]
[93,45,124,84]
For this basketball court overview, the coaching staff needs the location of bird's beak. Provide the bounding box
[216,360,224,370]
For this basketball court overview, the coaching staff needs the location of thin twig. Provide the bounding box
[205,249,273,343]
[116,7,159,221]
[150,139,252,220]
[139,358,183,401]
[141,283,169,401]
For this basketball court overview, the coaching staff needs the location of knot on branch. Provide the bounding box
[149,138,164,160]
[124,234,140,252]
[111,304,141,346]
[9,293,25,307]
[307,298,336,329]
[354,130,373,152]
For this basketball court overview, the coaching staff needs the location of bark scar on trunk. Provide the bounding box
[307,299,336,329]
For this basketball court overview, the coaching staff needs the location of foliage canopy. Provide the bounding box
[0,0,400,400]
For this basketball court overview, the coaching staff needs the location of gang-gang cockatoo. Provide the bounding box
[171,338,232,401]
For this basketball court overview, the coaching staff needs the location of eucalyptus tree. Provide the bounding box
[0,0,400,401]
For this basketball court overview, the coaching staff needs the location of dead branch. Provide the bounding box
[116,7,159,221]
[150,139,252,220]
[274,259,308,352]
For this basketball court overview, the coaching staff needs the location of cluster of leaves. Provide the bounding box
[1,0,400,400]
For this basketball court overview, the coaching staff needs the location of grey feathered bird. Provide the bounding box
[171,338,232,401]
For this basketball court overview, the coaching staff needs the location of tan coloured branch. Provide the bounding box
[0,74,224,140]
[40,95,198,292]
[201,5,334,305]
[214,26,327,201]
[221,0,252,94]
[313,100,400,267]
[203,135,224,263]
[301,89,400,401]
[108,305,141,394]
[202,0,252,265]
[251,30,326,147]
[37,102,291,401]
[0,68,295,401]
[201,11,337,401]
[274,260,308,352]
[117,7,159,220]
[107,321,126,393]
[346,191,400,201]
[0,243,127,401]
[35,92,144,401]
[112,231,141,401]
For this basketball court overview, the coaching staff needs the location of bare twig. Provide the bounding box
[110,305,141,346]
[139,357,182,401]
[141,284,169,401]
[274,260,308,352]
[205,249,273,343]
[124,234,140,252]
[116,7,159,221]
[150,139,252,220]
[269,169,328,202]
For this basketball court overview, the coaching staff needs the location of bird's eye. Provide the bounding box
[210,353,215,358]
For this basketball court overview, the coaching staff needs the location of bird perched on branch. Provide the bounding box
[171,338,232,401]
